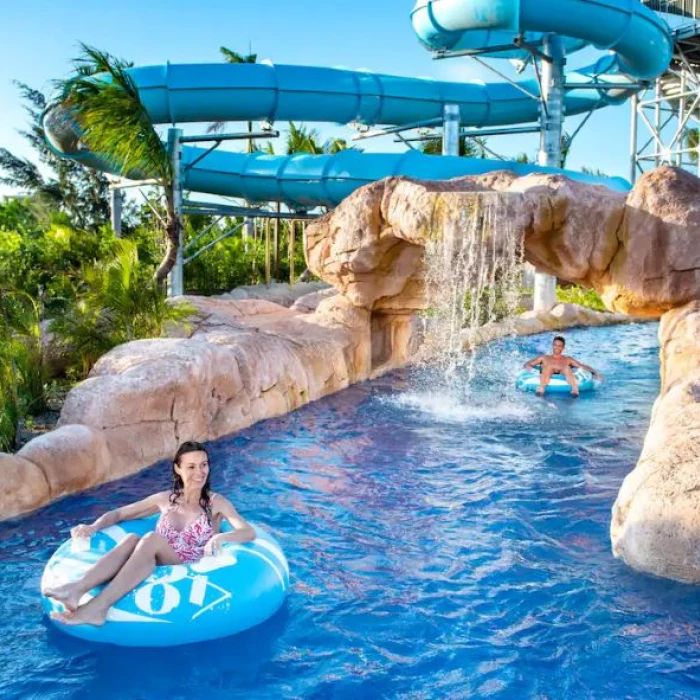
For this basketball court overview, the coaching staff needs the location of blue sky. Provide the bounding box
[0,0,638,198]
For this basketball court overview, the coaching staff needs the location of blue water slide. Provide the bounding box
[44,0,673,206]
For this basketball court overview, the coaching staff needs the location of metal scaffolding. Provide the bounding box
[632,1,700,181]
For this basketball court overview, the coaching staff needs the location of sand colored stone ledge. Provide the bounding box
[611,301,700,582]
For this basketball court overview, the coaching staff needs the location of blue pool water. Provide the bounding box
[2,322,700,699]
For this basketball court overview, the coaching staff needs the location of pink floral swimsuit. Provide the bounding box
[156,504,214,564]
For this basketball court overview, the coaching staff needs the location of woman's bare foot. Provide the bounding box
[571,390,580,398]
[42,582,84,612]
[51,600,108,626]
[535,388,545,397]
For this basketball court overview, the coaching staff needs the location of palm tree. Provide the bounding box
[208,46,258,153]
[51,239,193,376]
[325,137,350,154]
[284,122,323,154]
[686,128,699,164]
[280,123,352,155]
[57,44,178,283]
[207,46,259,246]
[420,135,488,157]
[0,285,46,450]
[560,131,573,169]
[0,82,110,230]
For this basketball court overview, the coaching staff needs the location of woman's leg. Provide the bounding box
[536,367,554,396]
[563,366,579,396]
[43,533,140,611]
[54,532,182,626]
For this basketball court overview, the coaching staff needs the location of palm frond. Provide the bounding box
[208,46,258,135]
[220,46,257,64]
[285,122,323,154]
[57,43,168,183]
[0,148,46,190]
[324,137,350,154]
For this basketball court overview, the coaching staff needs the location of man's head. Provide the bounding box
[552,336,566,355]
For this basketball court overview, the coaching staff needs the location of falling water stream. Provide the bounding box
[418,192,524,399]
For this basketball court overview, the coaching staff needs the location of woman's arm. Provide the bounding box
[71,493,167,538]
[204,496,256,555]
[524,355,544,370]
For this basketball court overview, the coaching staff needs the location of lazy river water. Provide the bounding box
[2,322,700,699]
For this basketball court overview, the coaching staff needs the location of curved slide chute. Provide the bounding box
[45,0,673,207]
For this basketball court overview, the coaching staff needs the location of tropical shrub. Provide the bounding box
[556,284,606,311]
[0,287,48,450]
[50,240,193,378]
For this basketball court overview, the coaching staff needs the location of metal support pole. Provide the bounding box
[167,128,184,297]
[677,72,687,166]
[654,80,662,166]
[274,205,280,281]
[110,188,123,237]
[243,217,253,250]
[265,219,271,284]
[289,220,296,285]
[442,104,460,156]
[630,92,639,185]
[534,34,564,312]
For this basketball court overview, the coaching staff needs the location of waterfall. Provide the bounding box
[418,192,525,383]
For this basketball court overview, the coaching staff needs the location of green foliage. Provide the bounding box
[0,198,118,315]
[219,46,257,64]
[0,82,110,231]
[464,285,527,326]
[581,166,610,178]
[58,44,169,183]
[556,284,606,311]
[560,131,572,168]
[282,123,354,156]
[0,287,48,450]
[185,234,266,294]
[421,135,488,158]
[51,240,193,377]
[183,216,307,293]
[686,128,698,164]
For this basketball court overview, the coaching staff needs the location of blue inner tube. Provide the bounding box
[41,517,289,647]
[515,368,595,393]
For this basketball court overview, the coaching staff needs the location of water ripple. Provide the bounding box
[3,323,700,699]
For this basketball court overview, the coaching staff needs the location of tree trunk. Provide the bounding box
[154,191,181,284]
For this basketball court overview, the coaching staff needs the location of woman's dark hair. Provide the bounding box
[170,441,212,519]
[553,335,566,346]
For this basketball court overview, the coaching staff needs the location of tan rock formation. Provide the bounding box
[54,297,369,494]
[0,453,51,520]
[4,165,700,543]
[290,287,338,313]
[18,424,111,499]
[604,168,700,316]
[306,166,700,319]
[611,301,700,581]
[224,280,330,307]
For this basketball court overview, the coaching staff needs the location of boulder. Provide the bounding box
[603,168,700,316]
[611,301,700,581]
[17,424,110,500]
[290,287,338,313]
[223,281,330,307]
[306,167,700,319]
[0,453,51,520]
